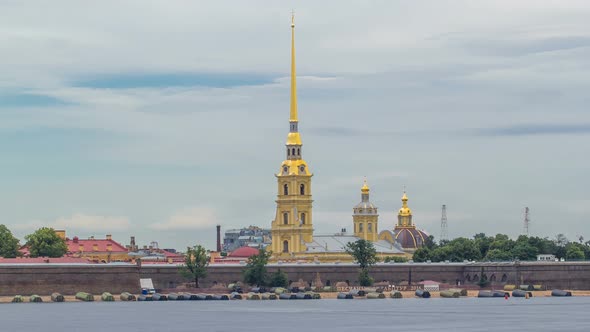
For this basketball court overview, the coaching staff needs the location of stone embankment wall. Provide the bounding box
[141,262,590,290]
[0,265,138,296]
[1,262,589,295]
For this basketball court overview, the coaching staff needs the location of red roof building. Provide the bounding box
[65,234,129,262]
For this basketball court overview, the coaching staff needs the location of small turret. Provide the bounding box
[353,179,379,242]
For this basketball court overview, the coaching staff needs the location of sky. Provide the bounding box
[1,0,589,250]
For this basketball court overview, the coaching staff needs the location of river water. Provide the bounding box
[1,297,589,331]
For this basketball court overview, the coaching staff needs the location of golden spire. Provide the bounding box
[399,188,412,218]
[285,12,302,146]
[290,12,297,122]
[361,178,370,194]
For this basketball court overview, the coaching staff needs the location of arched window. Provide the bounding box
[368,223,372,232]
[283,240,289,253]
[287,149,290,156]
[283,184,288,195]
[301,213,306,224]
[501,274,508,282]
[359,223,364,232]
[490,274,497,282]
[283,213,288,225]
[300,184,305,195]
[292,148,295,155]
[297,148,300,155]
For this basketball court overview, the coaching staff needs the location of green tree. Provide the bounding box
[553,234,569,258]
[484,249,513,261]
[511,242,538,261]
[345,239,378,286]
[477,267,490,288]
[179,244,209,288]
[489,234,515,253]
[358,269,374,286]
[566,248,584,260]
[473,233,493,258]
[431,246,452,262]
[345,239,378,269]
[447,237,482,262]
[412,248,431,262]
[243,248,271,286]
[0,225,21,258]
[24,227,67,258]
[424,235,437,250]
[384,256,408,263]
[269,268,289,288]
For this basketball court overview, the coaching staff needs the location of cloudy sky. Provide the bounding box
[1,1,589,250]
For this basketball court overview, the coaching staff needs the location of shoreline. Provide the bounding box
[1,290,589,303]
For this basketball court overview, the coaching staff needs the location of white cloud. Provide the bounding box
[150,207,218,231]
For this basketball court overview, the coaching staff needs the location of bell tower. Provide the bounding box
[353,180,379,242]
[271,14,314,256]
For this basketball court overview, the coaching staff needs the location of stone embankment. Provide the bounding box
[1,290,589,303]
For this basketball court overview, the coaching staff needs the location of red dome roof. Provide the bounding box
[229,246,260,258]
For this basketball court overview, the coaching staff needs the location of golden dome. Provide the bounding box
[361,179,370,194]
[398,191,412,217]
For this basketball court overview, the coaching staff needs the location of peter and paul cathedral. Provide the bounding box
[269,15,427,262]
[270,14,314,255]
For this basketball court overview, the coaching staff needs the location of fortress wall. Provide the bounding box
[463,262,590,289]
[0,265,139,296]
[1,262,590,295]
[141,264,466,288]
[141,262,590,289]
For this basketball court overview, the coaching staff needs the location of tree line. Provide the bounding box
[413,233,590,263]
[0,225,68,258]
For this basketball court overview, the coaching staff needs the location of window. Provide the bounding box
[300,184,305,195]
[283,240,289,253]
[301,213,306,224]
[283,213,289,225]
[297,148,300,155]
[359,223,364,232]
[287,149,290,156]
[292,148,295,155]
[368,223,372,232]
[283,184,288,195]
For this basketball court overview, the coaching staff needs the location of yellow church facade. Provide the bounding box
[269,16,426,262]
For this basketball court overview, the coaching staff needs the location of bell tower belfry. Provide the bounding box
[353,180,379,242]
[271,14,314,256]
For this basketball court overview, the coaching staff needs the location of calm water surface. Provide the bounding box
[1,297,590,331]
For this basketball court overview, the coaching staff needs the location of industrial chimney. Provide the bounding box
[216,225,222,252]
